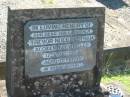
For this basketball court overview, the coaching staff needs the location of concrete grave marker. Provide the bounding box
[6,6,105,97]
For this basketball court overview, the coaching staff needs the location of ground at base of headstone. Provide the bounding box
[37,94,106,97]
[7,92,108,97]
[29,90,107,97]
[0,80,109,97]
[7,93,108,97]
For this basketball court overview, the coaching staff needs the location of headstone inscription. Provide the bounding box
[6,6,105,97]
[24,18,97,78]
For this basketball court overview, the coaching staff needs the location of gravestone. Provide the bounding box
[6,6,105,97]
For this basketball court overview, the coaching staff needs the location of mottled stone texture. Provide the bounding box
[6,7,105,97]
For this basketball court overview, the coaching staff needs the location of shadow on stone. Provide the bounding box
[0,62,6,80]
[96,0,129,9]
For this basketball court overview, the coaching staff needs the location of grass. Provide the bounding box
[101,69,130,93]
[102,51,130,93]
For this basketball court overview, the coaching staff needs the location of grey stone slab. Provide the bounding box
[6,7,105,97]
[24,18,97,78]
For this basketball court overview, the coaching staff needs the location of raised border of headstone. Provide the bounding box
[6,6,105,97]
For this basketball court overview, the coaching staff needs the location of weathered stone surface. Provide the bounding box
[6,6,105,97]
[1,0,130,63]
[0,0,103,63]
[0,6,7,63]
